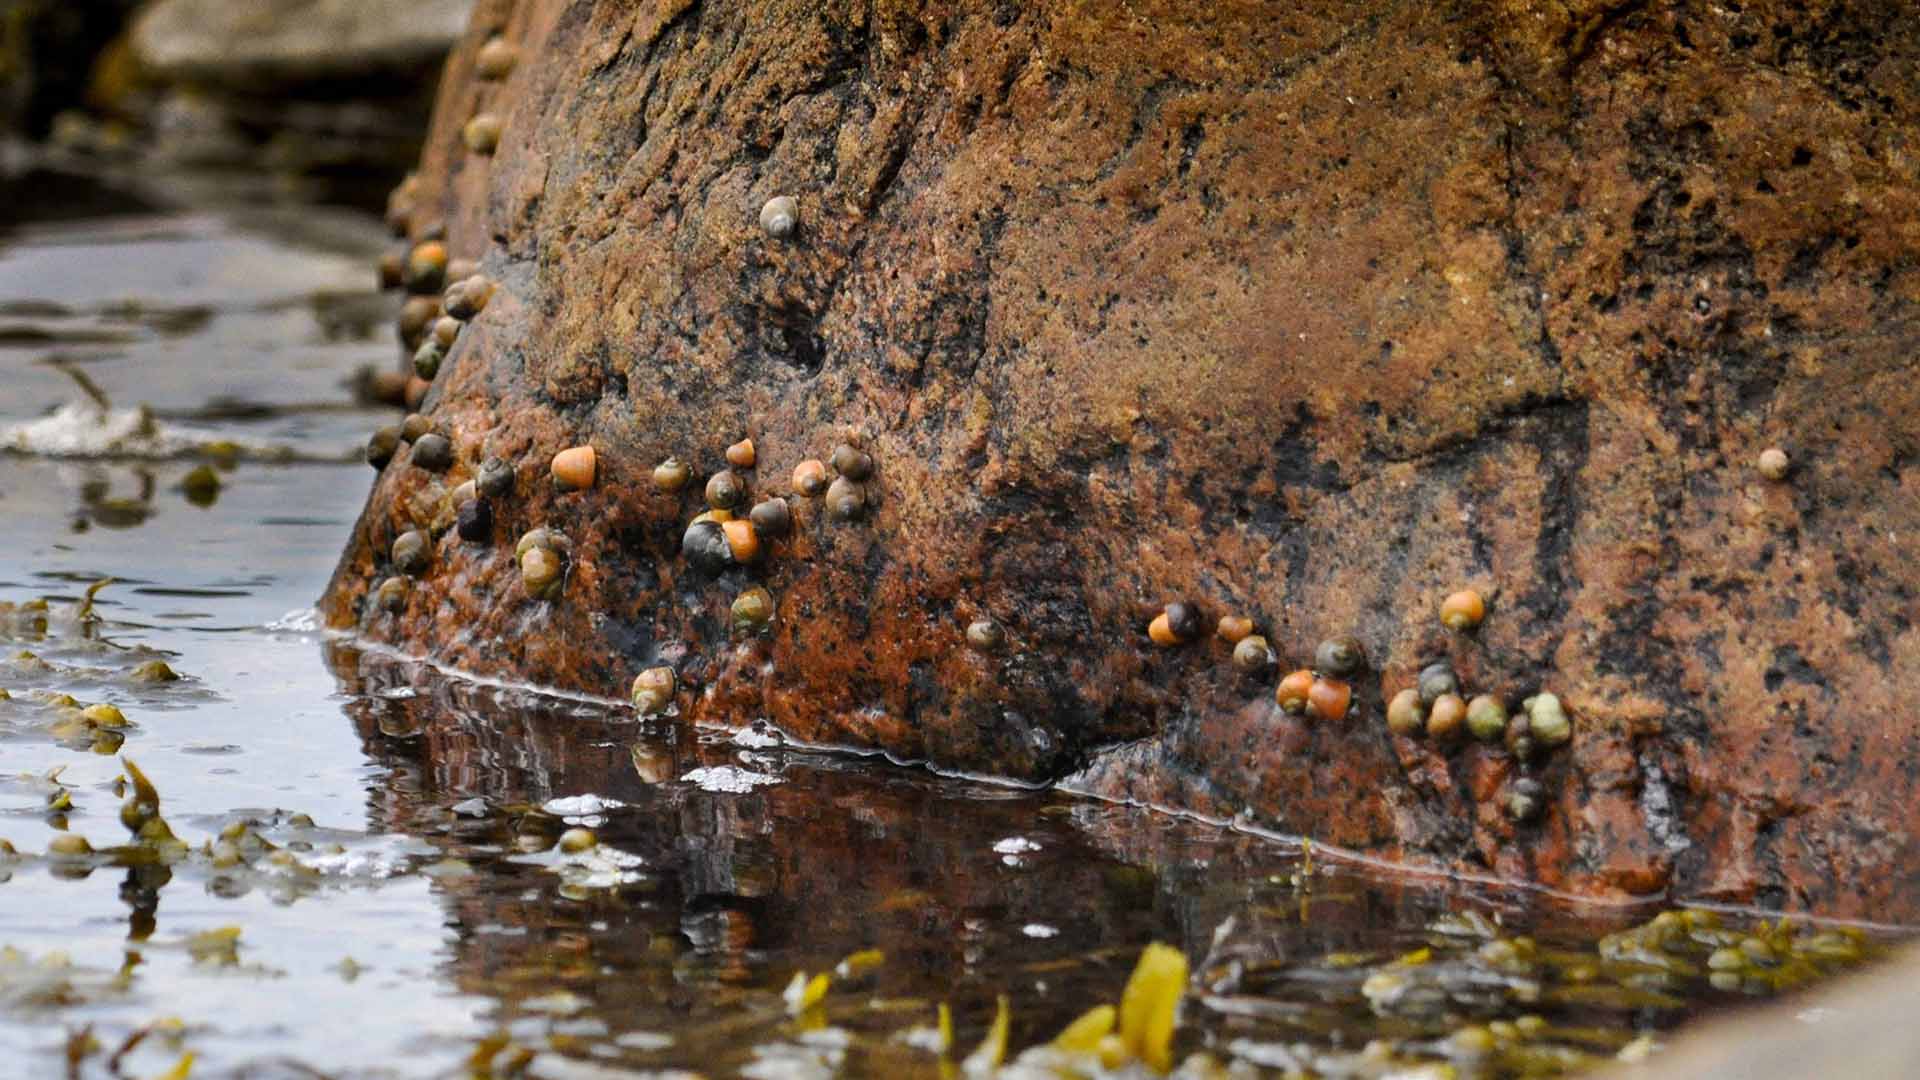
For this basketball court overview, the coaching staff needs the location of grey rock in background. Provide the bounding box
[133,0,474,90]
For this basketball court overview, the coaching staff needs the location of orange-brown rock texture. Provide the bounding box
[324,0,1920,919]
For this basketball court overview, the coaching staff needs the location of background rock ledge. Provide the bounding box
[323,0,1920,920]
[133,0,476,89]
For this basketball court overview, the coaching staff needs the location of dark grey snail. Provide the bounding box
[682,519,732,575]
[476,457,514,499]
[366,427,400,469]
[391,531,431,576]
[825,477,866,520]
[455,498,492,542]
[749,497,792,537]
[411,433,453,472]
[1313,636,1366,678]
[1417,662,1458,706]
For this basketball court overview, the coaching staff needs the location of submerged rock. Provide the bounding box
[325,0,1920,919]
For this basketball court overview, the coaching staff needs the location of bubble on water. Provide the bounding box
[613,1031,674,1051]
[994,835,1042,868]
[542,794,627,818]
[2,401,187,458]
[730,725,783,749]
[302,844,416,880]
[680,765,782,793]
[265,608,324,634]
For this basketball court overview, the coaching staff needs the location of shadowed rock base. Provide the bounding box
[324,0,1920,920]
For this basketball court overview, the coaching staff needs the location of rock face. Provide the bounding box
[133,0,475,89]
[325,0,1920,920]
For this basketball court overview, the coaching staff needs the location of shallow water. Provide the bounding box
[0,172,1899,1078]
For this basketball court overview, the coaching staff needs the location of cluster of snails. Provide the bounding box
[375,207,497,414]
[632,438,876,716]
[362,411,524,609]
[462,34,517,154]
[383,234,443,359]
[818,444,874,518]
[415,272,494,381]
[390,444,579,602]
[1142,586,1575,823]
[515,526,571,601]
[1277,636,1366,721]
[361,31,832,728]
[380,33,521,392]
[377,232,495,387]
[1387,665,1571,757]
[672,439,871,573]
[499,445,604,598]
[381,31,516,299]
[1142,600,1363,721]
[674,438,777,576]
[366,413,456,474]
[363,409,878,723]
[1383,591,1574,821]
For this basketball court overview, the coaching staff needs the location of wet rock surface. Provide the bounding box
[327,0,1920,919]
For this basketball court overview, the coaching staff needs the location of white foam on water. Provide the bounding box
[542,794,628,818]
[264,608,324,634]
[680,765,783,793]
[3,401,188,458]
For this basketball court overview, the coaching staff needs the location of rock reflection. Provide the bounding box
[324,643,1898,1076]
[330,641,1255,1070]
[75,465,158,529]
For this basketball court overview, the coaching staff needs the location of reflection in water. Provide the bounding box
[0,471,1901,1078]
[299,644,1888,1077]
[70,462,229,530]
[0,523,1900,1077]
[58,460,226,532]
[77,467,158,528]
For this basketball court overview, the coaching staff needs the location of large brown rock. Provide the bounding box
[325,0,1920,919]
